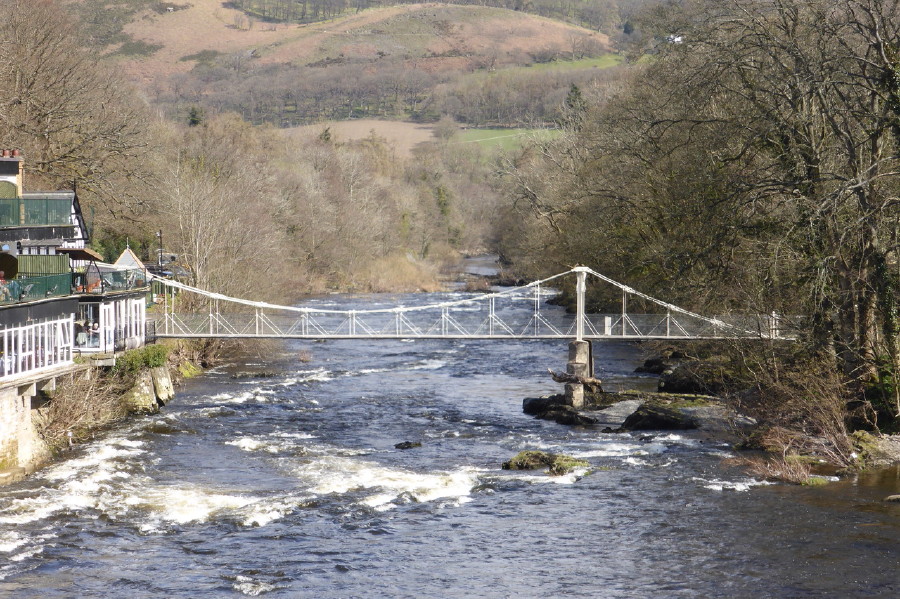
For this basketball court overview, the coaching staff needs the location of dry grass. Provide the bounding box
[723,344,859,474]
[34,371,132,453]
[281,120,436,158]
[732,453,814,484]
[356,253,443,292]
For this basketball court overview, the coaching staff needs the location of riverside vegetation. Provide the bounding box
[498,0,900,480]
[34,345,173,456]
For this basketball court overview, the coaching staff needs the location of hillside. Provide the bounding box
[111,3,609,80]
[76,2,622,128]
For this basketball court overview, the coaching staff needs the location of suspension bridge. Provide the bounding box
[148,267,789,342]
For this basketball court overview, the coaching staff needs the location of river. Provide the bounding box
[0,269,898,597]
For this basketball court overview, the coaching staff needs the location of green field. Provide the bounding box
[522,54,624,72]
[458,53,624,86]
[456,128,561,151]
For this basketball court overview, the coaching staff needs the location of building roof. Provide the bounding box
[114,247,146,270]
[55,247,104,262]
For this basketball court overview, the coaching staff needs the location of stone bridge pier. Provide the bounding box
[564,339,593,409]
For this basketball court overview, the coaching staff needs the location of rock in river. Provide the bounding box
[522,395,598,426]
[619,403,698,431]
[502,450,589,476]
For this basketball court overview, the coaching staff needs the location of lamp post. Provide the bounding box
[156,230,162,267]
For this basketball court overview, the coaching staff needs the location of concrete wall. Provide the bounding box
[0,382,50,482]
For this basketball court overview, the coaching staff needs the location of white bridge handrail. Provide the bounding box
[149,267,778,340]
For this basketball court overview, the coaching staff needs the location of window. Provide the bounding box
[0,198,18,226]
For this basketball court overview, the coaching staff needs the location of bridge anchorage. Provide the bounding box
[149,266,789,343]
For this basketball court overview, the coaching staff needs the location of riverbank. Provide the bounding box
[521,342,900,485]
[0,345,181,486]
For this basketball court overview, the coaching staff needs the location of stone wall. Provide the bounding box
[1,362,176,485]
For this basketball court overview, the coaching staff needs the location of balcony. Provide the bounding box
[0,268,149,305]
[0,273,71,304]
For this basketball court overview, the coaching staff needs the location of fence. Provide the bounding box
[0,273,72,304]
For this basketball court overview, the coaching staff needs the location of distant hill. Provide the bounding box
[70,1,630,128]
[230,0,640,31]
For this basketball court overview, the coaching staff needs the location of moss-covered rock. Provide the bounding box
[123,371,159,414]
[852,431,900,468]
[178,361,202,379]
[502,450,589,476]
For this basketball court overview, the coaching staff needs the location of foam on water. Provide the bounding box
[409,359,447,371]
[234,575,277,596]
[0,531,27,553]
[130,485,257,526]
[498,468,588,485]
[694,477,772,492]
[295,455,481,510]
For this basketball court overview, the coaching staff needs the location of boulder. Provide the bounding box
[852,431,900,468]
[541,406,598,426]
[658,361,731,395]
[635,356,678,375]
[522,396,597,426]
[394,441,421,450]
[230,371,280,379]
[619,403,698,431]
[522,396,559,415]
[124,371,159,414]
[150,366,175,404]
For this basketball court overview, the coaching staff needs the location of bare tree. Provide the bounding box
[0,0,152,218]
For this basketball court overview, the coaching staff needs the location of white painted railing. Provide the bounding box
[149,268,791,341]
[1,315,74,379]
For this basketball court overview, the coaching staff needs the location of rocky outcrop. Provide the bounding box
[394,441,421,450]
[523,396,598,426]
[123,371,158,414]
[523,388,756,437]
[151,366,175,404]
[230,371,279,379]
[124,365,176,414]
[619,403,698,431]
[852,431,900,469]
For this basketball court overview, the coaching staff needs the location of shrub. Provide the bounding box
[114,344,170,373]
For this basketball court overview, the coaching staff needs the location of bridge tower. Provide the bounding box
[564,267,593,408]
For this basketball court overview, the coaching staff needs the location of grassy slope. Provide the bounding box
[456,128,562,152]
[281,119,436,157]
[105,2,610,85]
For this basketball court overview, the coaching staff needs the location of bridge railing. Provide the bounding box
[147,267,794,341]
